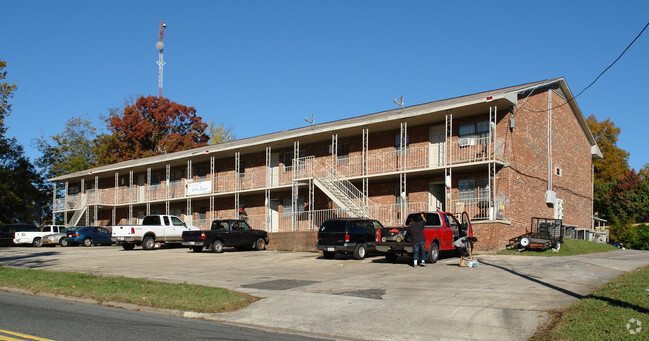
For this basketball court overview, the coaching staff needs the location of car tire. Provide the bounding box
[520,237,530,248]
[427,242,439,264]
[60,238,68,247]
[385,252,398,263]
[323,251,335,259]
[192,246,204,253]
[211,240,224,253]
[255,238,266,251]
[142,236,155,250]
[82,238,92,247]
[353,243,367,260]
[122,243,135,250]
[553,241,561,251]
[32,238,42,247]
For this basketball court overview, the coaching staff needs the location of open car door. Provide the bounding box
[461,211,473,238]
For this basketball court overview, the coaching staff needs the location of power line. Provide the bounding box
[520,21,649,113]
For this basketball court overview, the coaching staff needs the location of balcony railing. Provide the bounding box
[450,196,509,221]
[53,135,508,212]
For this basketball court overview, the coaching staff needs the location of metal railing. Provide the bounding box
[450,196,508,221]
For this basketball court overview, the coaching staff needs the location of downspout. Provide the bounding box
[547,89,552,192]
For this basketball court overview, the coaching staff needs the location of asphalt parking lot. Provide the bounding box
[1,246,648,340]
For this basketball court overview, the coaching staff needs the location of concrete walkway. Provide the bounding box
[1,246,647,340]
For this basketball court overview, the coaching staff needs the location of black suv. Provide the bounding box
[316,218,383,260]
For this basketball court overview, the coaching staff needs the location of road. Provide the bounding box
[0,246,648,340]
[0,290,326,341]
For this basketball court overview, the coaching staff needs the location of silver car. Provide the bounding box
[41,227,71,246]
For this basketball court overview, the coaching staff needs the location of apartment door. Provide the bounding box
[137,174,146,202]
[428,182,445,211]
[429,125,445,167]
[269,153,279,187]
[269,200,280,232]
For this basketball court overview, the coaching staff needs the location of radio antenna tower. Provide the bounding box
[155,19,167,97]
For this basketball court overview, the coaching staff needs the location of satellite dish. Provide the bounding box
[156,42,164,51]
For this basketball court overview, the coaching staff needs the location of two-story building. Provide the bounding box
[49,77,602,251]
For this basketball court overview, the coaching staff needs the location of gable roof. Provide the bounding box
[49,77,600,182]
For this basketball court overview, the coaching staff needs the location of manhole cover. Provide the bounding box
[241,279,319,290]
[331,288,385,300]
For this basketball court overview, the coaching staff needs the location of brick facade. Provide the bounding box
[51,79,598,253]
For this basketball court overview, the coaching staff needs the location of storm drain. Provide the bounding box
[241,279,319,290]
[330,288,385,300]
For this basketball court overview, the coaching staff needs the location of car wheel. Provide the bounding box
[520,237,530,248]
[323,251,335,259]
[553,241,561,251]
[353,243,367,260]
[211,240,224,253]
[32,238,42,247]
[122,243,135,250]
[255,238,266,251]
[385,252,398,263]
[60,238,68,247]
[427,242,439,264]
[82,238,92,247]
[142,236,155,250]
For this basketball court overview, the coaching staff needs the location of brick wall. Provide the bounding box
[268,231,318,251]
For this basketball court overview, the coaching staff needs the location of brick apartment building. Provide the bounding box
[49,78,602,251]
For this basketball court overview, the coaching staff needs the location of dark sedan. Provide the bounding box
[62,226,112,247]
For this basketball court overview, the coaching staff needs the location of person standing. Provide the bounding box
[407,212,427,268]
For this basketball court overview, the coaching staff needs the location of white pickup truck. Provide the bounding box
[14,225,66,247]
[111,215,199,250]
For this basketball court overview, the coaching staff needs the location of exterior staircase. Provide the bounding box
[68,194,87,226]
[297,157,375,218]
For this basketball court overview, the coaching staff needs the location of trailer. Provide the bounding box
[507,217,563,251]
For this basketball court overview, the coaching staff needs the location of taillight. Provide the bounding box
[345,233,350,242]
[200,232,206,240]
[131,227,135,234]
[71,233,79,237]
[375,229,380,242]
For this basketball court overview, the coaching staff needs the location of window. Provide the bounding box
[171,216,185,226]
[424,213,442,226]
[394,134,410,155]
[283,197,305,217]
[197,164,208,179]
[238,160,246,177]
[151,174,162,187]
[394,186,409,206]
[459,121,489,146]
[458,177,489,200]
[284,151,306,170]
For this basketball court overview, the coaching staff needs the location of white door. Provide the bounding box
[137,174,146,202]
[270,153,279,187]
[428,183,445,211]
[269,200,280,232]
[429,125,445,167]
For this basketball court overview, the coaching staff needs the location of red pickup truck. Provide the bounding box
[375,211,472,264]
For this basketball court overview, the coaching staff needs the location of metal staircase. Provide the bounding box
[297,157,374,218]
[68,194,87,226]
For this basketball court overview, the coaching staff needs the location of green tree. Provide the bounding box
[586,115,630,183]
[0,59,48,224]
[35,115,107,178]
[207,120,234,144]
[103,96,209,162]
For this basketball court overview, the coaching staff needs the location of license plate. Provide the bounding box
[327,247,335,252]
[118,237,124,241]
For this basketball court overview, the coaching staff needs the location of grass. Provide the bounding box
[533,265,649,340]
[0,266,258,313]
[497,239,618,256]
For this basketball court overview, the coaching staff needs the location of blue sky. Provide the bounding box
[2,1,648,171]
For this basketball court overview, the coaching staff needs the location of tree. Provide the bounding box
[104,96,209,162]
[586,115,630,183]
[207,120,234,144]
[35,115,106,178]
[0,60,48,224]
